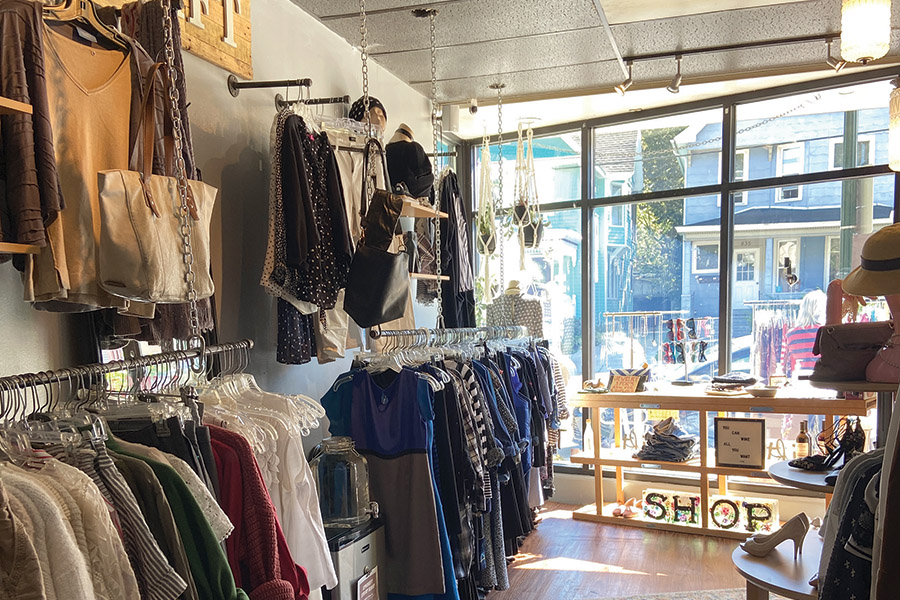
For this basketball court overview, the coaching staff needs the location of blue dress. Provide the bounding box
[322,368,460,600]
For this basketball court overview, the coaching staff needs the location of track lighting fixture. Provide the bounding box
[825,39,846,72]
[615,62,633,96]
[666,56,682,94]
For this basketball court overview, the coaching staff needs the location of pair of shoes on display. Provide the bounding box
[740,513,809,559]
[612,498,642,519]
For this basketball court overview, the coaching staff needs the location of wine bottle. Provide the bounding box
[795,420,810,459]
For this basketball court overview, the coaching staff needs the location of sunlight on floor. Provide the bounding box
[511,555,663,576]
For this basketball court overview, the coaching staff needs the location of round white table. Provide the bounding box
[768,460,835,494]
[732,528,820,600]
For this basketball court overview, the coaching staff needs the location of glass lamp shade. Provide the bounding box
[841,0,891,63]
[890,80,900,172]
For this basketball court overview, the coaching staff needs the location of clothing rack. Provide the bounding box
[275,93,350,110]
[227,74,312,97]
[426,151,457,158]
[369,325,529,341]
[0,339,255,421]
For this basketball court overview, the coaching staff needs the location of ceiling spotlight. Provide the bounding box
[615,62,633,96]
[825,39,846,72]
[666,56,683,94]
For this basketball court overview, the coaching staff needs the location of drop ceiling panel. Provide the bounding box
[287,0,900,107]
[375,28,614,84]
[612,1,841,57]
[603,0,817,25]
[292,0,603,53]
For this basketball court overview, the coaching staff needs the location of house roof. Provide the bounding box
[687,204,894,227]
[593,130,639,175]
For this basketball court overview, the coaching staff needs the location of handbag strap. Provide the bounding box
[359,137,391,219]
[137,62,199,220]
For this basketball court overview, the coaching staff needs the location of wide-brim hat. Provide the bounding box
[842,223,900,296]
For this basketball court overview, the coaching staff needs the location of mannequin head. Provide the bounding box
[349,96,388,131]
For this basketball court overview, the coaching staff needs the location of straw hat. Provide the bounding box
[842,223,900,296]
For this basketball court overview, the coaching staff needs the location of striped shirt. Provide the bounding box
[50,445,187,600]
[783,326,820,377]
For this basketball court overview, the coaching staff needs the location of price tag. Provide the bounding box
[357,566,378,600]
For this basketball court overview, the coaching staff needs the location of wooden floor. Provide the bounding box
[504,502,745,600]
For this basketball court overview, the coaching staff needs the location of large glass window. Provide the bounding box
[590,195,720,383]
[474,131,582,207]
[735,80,891,183]
[592,110,723,199]
[468,73,897,472]
[729,175,895,384]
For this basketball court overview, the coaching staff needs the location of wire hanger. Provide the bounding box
[43,0,130,51]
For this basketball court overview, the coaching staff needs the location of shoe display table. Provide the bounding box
[767,460,835,495]
[732,528,820,600]
[570,385,868,539]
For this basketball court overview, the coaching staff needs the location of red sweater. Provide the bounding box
[208,425,310,600]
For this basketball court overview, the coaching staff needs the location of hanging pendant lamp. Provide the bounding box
[841,0,891,64]
[889,78,900,171]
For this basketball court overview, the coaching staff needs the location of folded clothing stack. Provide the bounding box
[633,417,698,463]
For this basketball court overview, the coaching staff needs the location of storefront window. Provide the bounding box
[474,131,581,208]
[735,80,891,183]
[729,175,895,385]
[592,109,723,198]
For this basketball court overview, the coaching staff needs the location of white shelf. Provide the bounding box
[732,528,820,600]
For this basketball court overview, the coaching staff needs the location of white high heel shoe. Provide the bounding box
[740,513,810,559]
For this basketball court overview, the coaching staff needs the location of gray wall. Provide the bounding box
[184,0,435,449]
[0,0,435,451]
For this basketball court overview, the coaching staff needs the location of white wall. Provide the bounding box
[183,0,434,451]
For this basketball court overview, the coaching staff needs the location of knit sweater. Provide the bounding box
[208,425,309,600]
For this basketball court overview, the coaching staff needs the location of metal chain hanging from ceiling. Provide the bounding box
[490,83,506,292]
[427,9,444,328]
[358,0,376,215]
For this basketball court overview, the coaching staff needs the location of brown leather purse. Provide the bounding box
[811,321,895,381]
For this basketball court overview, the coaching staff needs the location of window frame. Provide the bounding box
[828,134,876,170]
[717,148,750,206]
[693,243,720,274]
[775,142,805,203]
[462,67,900,475]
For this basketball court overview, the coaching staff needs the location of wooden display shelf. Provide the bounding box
[572,386,870,416]
[0,242,40,254]
[0,96,32,115]
[570,386,861,539]
[573,503,752,541]
[400,199,447,219]
[732,528,820,600]
[409,272,450,282]
[572,448,779,479]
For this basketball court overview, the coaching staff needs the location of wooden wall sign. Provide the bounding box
[95,0,252,79]
[181,0,252,79]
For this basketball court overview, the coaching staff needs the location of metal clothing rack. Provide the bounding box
[0,339,255,421]
[227,75,312,97]
[426,151,457,158]
[275,94,350,110]
[370,325,529,341]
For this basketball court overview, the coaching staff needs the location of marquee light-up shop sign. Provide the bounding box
[642,489,779,533]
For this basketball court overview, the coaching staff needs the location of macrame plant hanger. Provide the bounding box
[477,128,496,304]
[513,120,541,270]
[414,8,444,328]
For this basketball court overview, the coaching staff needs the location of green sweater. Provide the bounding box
[107,437,250,600]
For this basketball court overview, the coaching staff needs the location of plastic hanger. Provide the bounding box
[43,0,130,51]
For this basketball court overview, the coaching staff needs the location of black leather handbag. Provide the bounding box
[344,139,410,328]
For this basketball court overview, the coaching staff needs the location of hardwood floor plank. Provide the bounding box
[504,502,745,599]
